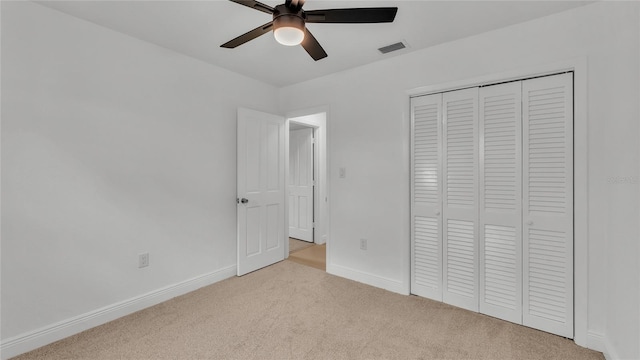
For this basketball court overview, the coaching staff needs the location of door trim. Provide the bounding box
[406,57,588,347]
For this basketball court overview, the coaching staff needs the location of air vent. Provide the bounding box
[378,41,407,54]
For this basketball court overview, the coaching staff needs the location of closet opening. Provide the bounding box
[410,71,574,338]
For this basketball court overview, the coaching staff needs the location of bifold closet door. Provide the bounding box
[479,82,523,324]
[411,93,443,301]
[410,72,574,339]
[522,73,573,338]
[442,88,479,312]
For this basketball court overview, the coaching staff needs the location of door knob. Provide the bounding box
[527,220,534,226]
[237,198,249,204]
[435,211,441,216]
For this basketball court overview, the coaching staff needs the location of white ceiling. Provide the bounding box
[36,0,592,87]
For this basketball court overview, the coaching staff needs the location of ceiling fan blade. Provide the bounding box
[220,21,274,48]
[305,7,398,23]
[301,28,327,61]
[228,0,274,15]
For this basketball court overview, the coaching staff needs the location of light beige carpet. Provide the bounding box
[13,260,603,360]
[289,237,314,253]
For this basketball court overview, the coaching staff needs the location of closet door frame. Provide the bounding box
[406,58,588,347]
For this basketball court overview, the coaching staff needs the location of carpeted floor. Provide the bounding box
[13,260,604,360]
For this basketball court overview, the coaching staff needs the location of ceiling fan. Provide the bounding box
[220,0,398,61]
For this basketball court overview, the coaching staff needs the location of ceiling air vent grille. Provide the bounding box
[378,41,406,54]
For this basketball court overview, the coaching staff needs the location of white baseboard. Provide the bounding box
[0,265,236,360]
[587,331,624,360]
[587,331,607,354]
[327,263,408,295]
[315,236,327,245]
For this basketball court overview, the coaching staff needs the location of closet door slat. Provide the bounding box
[522,73,573,338]
[411,94,443,300]
[442,88,479,312]
[479,82,523,324]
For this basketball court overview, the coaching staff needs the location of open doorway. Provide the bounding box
[287,112,327,271]
[289,123,314,243]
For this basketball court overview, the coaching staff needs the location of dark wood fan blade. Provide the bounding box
[220,21,274,48]
[301,28,327,61]
[305,7,398,23]
[228,0,274,15]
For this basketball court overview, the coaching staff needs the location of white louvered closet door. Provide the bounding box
[411,93,443,301]
[479,82,523,324]
[442,88,479,312]
[522,73,573,338]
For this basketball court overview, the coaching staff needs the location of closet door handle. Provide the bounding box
[527,220,534,226]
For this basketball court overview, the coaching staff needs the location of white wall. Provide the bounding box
[1,1,278,355]
[279,2,639,359]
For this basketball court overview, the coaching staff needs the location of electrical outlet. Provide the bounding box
[360,239,367,250]
[139,253,149,268]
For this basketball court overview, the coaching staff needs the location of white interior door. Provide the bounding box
[442,88,479,312]
[237,108,286,276]
[289,128,314,242]
[411,93,443,301]
[479,82,523,324]
[522,73,573,338]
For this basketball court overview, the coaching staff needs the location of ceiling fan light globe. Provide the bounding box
[274,27,304,46]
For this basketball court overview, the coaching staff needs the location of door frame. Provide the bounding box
[285,107,329,262]
[406,57,588,347]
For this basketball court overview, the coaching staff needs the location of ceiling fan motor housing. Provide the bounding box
[273,4,306,46]
[273,4,305,29]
